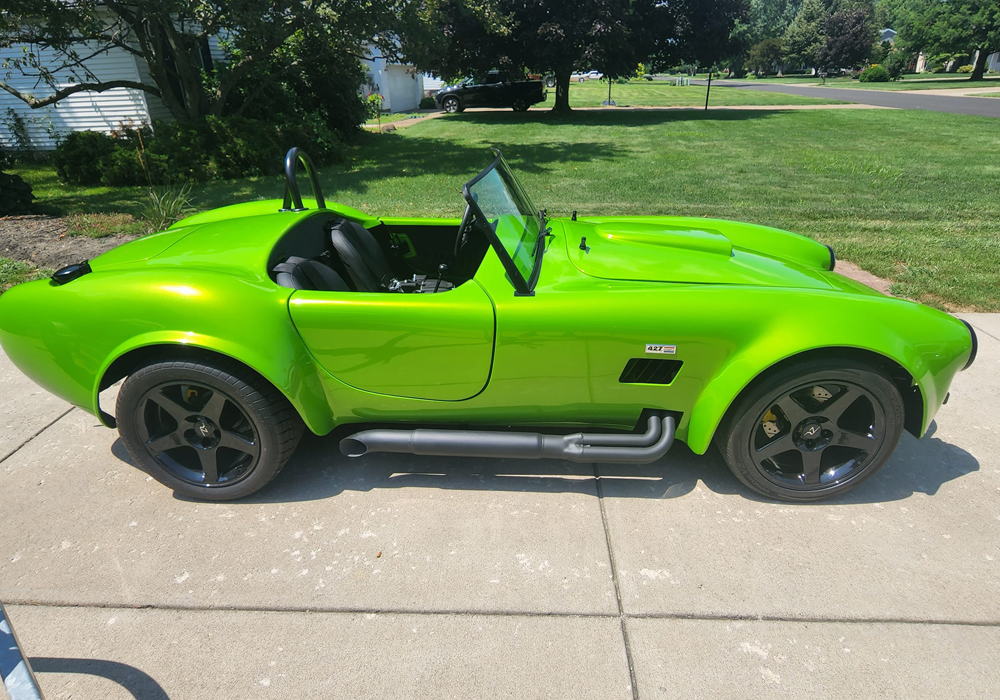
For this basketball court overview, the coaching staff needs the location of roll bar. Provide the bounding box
[280,147,326,212]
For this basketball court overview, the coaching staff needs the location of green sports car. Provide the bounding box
[0,148,976,502]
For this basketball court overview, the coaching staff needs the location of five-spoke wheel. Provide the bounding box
[442,96,462,113]
[717,359,904,501]
[117,358,303,500]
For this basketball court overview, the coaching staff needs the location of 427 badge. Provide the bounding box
[645,343,677,355]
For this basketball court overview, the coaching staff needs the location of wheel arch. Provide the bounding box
[95,338,335,436]
[687,346,923,455]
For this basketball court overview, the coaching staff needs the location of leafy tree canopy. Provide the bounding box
[400,0,746,112]
[0,0,400,122]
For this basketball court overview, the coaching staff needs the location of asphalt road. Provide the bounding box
[697,79,1000,117]
[2,316,999,699]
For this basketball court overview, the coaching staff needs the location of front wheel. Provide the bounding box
[442,96,462,113]
[716,358,905,501]
[117,358,304,500]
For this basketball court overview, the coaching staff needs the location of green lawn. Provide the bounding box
[980,92,1000,98]
[728,75,1000,92]
[12,108,1000,310]
[548,79,840,108]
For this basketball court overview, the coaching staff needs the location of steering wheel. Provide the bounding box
[453,205,476,258]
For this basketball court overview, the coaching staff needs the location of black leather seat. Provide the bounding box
[273,256,350,292]
[326,220,396,292]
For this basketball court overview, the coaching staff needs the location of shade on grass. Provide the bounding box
[13,108,1000,310]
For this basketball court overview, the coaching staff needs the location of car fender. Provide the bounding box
[0,269,335,436]
[684,292,971,454]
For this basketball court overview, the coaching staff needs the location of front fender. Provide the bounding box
[0,269,335,435]
[685,292,971,454]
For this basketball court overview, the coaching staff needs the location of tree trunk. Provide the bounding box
[970,48,990,81]
[552,69,572,113]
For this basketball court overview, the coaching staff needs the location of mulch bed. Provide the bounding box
[0,215,138,270]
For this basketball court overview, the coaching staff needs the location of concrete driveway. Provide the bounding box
[698,79,1000,118]
[1,315,998,699]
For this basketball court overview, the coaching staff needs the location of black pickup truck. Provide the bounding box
[434,71,547,113]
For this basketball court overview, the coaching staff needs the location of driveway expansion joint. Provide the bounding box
[0,407,75,466]
[6,601,1000,629]
[595,463,642,700]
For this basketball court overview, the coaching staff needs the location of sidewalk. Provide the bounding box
[1,316,998,698]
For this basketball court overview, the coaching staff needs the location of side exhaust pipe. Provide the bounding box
[340,415,675,464]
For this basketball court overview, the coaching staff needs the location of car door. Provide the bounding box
[486,72,509,106]
[288,281,496,401]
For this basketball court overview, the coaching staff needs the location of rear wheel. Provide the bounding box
[117,358,304,500]
[512,98,528,112]
[442,96,462,113]
[716,359,904,501]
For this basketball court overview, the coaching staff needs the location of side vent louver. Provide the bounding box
[619,358,683,385]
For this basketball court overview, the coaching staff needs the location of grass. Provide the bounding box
[64,212,143,238]
[0,258,50,293]
[10,108,1000,309]
[980,92,1000,98]
[545,79,840,108]
[729,74,1000,92]
[364,111,433,128]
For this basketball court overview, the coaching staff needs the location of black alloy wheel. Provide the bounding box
[135,381,259,488]
[717,359,904,501]
[117,358,304,500]
[512,98,528,112]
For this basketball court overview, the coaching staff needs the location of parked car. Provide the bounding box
[570,70,604,82]
[434,71,547,112]
[0,148,975,502]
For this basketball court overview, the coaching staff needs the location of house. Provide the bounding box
[360,44,425,113]
[423,74,445,97]
[880,28,897,44]
[0,38,223,151]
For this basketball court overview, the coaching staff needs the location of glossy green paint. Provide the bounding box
[289,281,496,400]
[0,203,972,456]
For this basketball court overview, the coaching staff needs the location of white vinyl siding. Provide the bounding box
[0,42,153,150]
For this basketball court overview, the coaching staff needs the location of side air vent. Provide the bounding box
[619,358,683,385]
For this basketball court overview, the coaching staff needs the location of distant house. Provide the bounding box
[360,45,424,113]
[879,28,897,44]
[422,74,445,97]
[0,37,223,150]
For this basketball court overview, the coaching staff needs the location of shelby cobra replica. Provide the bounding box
[0,149,976,502]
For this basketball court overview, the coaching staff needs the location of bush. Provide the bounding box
[957,64,974,73]
[0,171,34,215]
[859,65,890,82]
[53,130,117,185]
[419,96,436,109]
[53,113,347,187]
[884,51,909,81]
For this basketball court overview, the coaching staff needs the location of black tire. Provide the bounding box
[578,77,585,83]
[715,358,904,502]
[545,77,556,88]
[512,98,528,112]
[117,358,304,501]
[442,96,462,113]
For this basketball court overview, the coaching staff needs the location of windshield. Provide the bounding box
[464,153,543,289]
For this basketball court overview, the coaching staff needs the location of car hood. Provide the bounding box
[564,216,840,290]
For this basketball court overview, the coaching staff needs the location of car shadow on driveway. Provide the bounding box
[110,420,978,506]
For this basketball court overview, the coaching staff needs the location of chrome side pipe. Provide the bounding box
[340,415,675,464]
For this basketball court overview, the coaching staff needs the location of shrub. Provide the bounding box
[419,96,436,109]
[885,51,909,81]
[859,65,890,82]
[53,130,117,185]
[957,64,974,73]
[136,184,194,233]
[0,171,35,215]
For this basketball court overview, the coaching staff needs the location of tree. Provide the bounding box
[0,1,397,122]
[889,0,1000,80]
[820,7,876,69]
[401,0,746,113]
[783,0,828,71]
[747,38,785,75]
[746,0,802,43]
